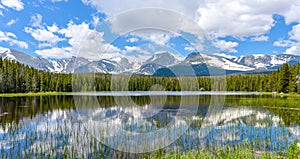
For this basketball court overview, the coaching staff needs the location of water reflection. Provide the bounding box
[0,95,299,158]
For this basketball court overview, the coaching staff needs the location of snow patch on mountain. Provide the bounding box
[201,54,254,71]
[2,46,300,75]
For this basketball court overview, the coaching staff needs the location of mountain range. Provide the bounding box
[1,46,300,76]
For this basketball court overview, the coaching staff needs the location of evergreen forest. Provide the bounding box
[0,58,299,93]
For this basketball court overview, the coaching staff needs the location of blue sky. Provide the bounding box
[1,0,300,59]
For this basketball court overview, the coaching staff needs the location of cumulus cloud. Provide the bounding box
[273,40,295,47]
[78,0,300,58]
[214,40,239,53]
[123,46,142,53]
[0,30,28,49]
[284,45,300,55]
[184,46,196,51]
[282,1,300,24]
[34,21,121,59]
[47,24,59,33]
[122,45,152,62]
[91,15,100,27]
[30,14,43,28]
[35,47,72,59]
[82,0,300,39]
[106,8,207,51]
[130,30,174,45]
[79,0,300,59]
[289,24,300,42]
[24,27,63,45]
[107,8,204,36]
[1,0,24,11]
[251,35,269,42]
[126,37,139,43]
[280,23,300,55]
[81,0,204,20]
[51,0,68,2]
[6,19,17,26]
[196,0,287,37]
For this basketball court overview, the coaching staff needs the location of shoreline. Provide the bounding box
[0,92,70,97]
[0,91,299,97]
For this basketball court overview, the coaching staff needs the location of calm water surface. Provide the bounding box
[0,93,299,158]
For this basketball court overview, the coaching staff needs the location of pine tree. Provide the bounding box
[278,63,291,93]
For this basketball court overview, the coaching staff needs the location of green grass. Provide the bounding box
[262,92,300,97]
[148,142,300,159]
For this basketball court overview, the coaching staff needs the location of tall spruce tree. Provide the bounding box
[278,63,291,93]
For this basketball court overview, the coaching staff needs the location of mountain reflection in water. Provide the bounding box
[0,94,299,158]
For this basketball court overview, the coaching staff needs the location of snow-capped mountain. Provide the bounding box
[183,52,255,71]
[135,63,165,75]
[1,46,300,76]
[235,54,300,69]
[134,52,184,75]
[82,57,133,73]
[0,47,69,72]
[144,52,183,67]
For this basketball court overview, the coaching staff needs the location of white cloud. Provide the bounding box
[81,0,204,20]
[215,40,239,53]
[58,22,101,51]
[284,45,300,55]
[122,45,152,62]
[124,46,142,52]
[281,23,300,55]
[184,46,196,51]
[24,27,63,45]
[35,21,121,59]
[273,40,295,47]
[38,43,53,49]
[25,14,66,49]
[123,45,151,56]
[0,30,28,49]
[35,47,72,59]
[251,35,269,42]
[126,37,139,43]
[30,14,43,28]
[1,0,24,11]
[6,32,16,38]
[51,0,68,2]
[130,30,173,45]
[82,0,300,39]
[47,24,59,33]
[91,15,100,27]
[289,24,300,42]
[196,0,282,37]
[106,8,209,50]
[282,1,300,24]
[6,19,17,26]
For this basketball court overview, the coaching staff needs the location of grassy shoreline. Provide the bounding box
[0,91,300,97]
[262,92,300,97]
[0,92,71,97]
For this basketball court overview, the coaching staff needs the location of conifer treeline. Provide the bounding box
[0,58,299,93]
[0,58,72,93]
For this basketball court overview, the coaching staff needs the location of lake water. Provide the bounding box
[0,93,299,158]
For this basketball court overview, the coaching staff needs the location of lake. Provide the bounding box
[0,93,299,158]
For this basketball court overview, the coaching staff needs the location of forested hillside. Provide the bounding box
[0,58,72,93]
[0,58,299,93]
